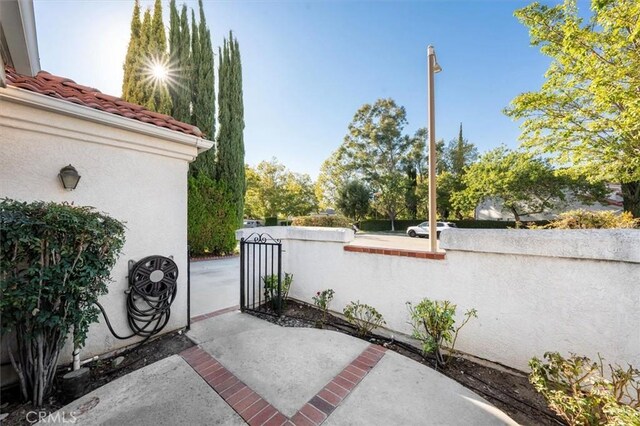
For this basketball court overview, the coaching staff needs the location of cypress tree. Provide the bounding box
[190,9,200,127]
[216,32,246,226]
[131,8,152,108]
[168,0,180,106]
[189,1,216,178]
[194,0,215,139]
[122,0,141,100]
[148,0,172,115]
[169,4,191,124]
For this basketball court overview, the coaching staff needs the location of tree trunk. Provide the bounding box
[621,181,640,218]
[510,207,521,222]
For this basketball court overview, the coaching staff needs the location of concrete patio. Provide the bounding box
[48,311,517,425]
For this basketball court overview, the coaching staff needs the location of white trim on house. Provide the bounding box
[0,0,41,76]
[0,86,214,159]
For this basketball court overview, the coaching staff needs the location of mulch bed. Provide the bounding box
[247,301,564,426]
[0,331,194,426]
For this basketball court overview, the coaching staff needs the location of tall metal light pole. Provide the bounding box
[427,45,442,253]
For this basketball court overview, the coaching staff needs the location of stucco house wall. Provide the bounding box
[0,88,209,384]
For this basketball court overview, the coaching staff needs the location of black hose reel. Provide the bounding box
[97,255,179,341]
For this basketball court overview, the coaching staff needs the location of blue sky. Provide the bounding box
[33,0,585,178]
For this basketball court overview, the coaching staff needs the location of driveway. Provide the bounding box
[189,257,240,317]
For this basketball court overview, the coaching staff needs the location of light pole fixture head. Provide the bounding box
[59,164,81,190]
[428,45,442,73]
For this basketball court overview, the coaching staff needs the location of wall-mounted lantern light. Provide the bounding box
[59,164,81,190]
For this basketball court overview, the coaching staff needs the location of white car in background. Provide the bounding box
[406,221,457,238]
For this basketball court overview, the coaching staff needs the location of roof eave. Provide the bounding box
[1,85,214,154]
[0,0,41,77]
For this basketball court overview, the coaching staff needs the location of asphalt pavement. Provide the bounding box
[189,257,240,317]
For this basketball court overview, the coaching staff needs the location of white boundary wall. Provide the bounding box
[237,227,640,371]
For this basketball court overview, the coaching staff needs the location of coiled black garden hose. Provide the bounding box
[96,255,178,342]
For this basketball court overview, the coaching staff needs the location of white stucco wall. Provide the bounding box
[237,227,640,372]
[0,93,206,384]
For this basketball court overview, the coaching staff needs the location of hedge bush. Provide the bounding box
[264,217,278,226]
[0,199,126,406]
[188,174,237,256]
[358,219,550,231]
[291,215,351,228]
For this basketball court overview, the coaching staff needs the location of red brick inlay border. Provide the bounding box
[344,245,446,260]
[191,305,240,323]
[180,343,387,426]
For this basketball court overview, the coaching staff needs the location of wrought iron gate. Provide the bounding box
[240,233,283,315]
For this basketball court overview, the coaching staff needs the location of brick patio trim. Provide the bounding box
[180,343,387,426]
[191,305,240,323]
[344,245,446,260]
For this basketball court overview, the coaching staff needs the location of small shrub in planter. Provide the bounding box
[343,301,386,337]
[406,299,477,368]
[312,289,335,327]
[529,352,640,425]
[262,272,293,310]
[0,199,126,406]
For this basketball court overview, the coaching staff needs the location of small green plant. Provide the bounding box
[262,272,293,310]
[406,299,477,368]
[343,301,386,337]
[529,352,640,426]
[312,289,335,326]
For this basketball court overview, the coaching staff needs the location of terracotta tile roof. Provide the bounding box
[4,67,203,138]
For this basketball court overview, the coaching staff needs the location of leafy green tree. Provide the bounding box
[442,124,478,176]
[506,0,640,217]
[316,148,354,210]
[453,146,606,221]
[283,172,318,217]
[339,99,411,230]
[439,124,478,219]
[217,32,246,228]
[403,128,428,219]
[336,180,371,221]
[245,159,318,219]
[122,0,141,101]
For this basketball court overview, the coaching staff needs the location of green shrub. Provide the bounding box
[264,217,278,226]
[0,199,126,406]
[540,210,639,229]
[343,301,386,337]
[312,289,335,326]
[188,174,237,256]
[529,352,640,425]
[358,219,423,231]
[406,299,477,368]
[262,273,293,311]
[291,215,351,228]
[358,219,549,231]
